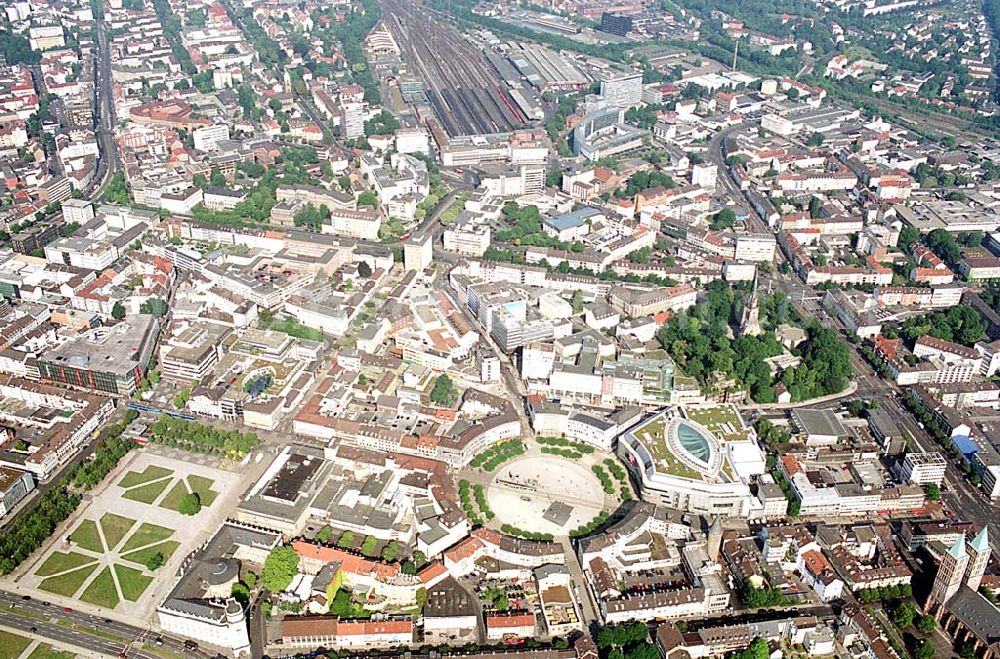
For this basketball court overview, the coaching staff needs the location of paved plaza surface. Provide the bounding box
[486,456,607,535]
[14,449,244,618]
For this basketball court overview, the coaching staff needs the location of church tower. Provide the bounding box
[739,276,763,337]
[927,535,969,615]
[964,527,990,591]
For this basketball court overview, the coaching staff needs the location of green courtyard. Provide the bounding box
[683,405,751,441]
[118,466,175,504]
[0,629,32,658]
[35,512,177,608]
[159,475,219,512]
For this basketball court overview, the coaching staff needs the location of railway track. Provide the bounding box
[379,0,524,137]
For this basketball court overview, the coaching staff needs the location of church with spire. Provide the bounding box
[738,276,763,338]
[924,528,1000,657]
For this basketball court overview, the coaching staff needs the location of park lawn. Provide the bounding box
[186,475,218,507]
[38,564,97,597]
[35,551,97,577]
[121,478,170,505]
[69,520,103,553]
[99,513,136,551]
[121,541,180,569]
[0,629,32,658]
[121,523,175,553]
[27,644,76,659]
[113,564,153,602]
[118,465,173,489]
[157,481,189,512]
[79,566,120,609]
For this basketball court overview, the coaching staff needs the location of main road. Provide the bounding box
[767,253,1000,556]
[0,589,220,658]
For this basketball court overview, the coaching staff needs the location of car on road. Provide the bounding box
[42,601,50,606]
[64,606,73,613]
[20,595,29,600]
[29,627,37,633]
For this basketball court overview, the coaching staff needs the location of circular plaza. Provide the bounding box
[485,455,607,536]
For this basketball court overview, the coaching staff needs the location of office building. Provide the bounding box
[599,72,643,108]
[193,124,231,152]
[36,315,160,396]
[600,12,633,36]
[404,233,432,272]
[61,199,95,225]
[0,466,34,518]
[340,102,365,139]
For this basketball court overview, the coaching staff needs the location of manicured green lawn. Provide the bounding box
[186,475,218,507]
[0,629,32,658]
[121,478,170,505]
[38,564,97,597]
[79,566,119,609]
[118,465,173,488]
[27,644,76,659]
[69,520,102,553]
[35,551,97,577]
[120,523,174,552]
[99,513,136,551]
[121,540,180,569]
[158,481,189,512]
[114,564,153,602]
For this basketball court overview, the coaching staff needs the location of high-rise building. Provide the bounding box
[691,163,718,189]
[599,72,643,109]
[599,12,633,37]
[61,198,94,225]
[193,124,230,152]
[340,102,365,139]
[403,232,432,271]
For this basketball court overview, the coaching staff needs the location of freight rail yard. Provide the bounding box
[381,0,526,137]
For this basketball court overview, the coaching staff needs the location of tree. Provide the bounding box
[890,601,916,628]
[363,110,401,136]
[178,492,202,516]
[899,225,920,246]
[357,261,372,278]
[741,582,785,608]
[914,640,935,659]
[429,375,456,405]
[293,203,324,231]
[806,132,825,147]
[923,483,941,501]
[571,290,584,314]
[337,531,355,549]
[809,196,824,219]
[173,387,191,410]
[316,525,334,544]
[111,302,126,320]
[731,638,770,659]
[360,535,379,558]
[357,190,378,208]
[381,540,400,562]
[261,545,300,593]
[711,207,737,230]
[139,298,168,317]
[145,551,165,571]
[231,581,250,604]
[915,614,936,634]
